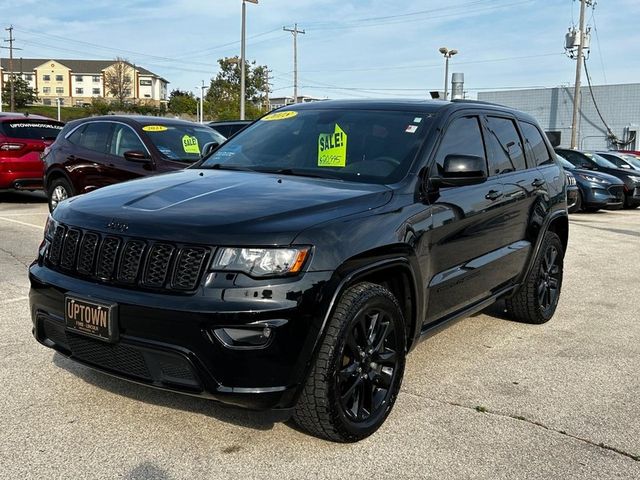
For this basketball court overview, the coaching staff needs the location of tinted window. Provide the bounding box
[520,122,553,166]
[485,116,526,174]
[145,123,225,163]
[433,116,486,175]
[66,124,85,144]
[77,122,113,154]
[0,120,64,140]
[557,150,593,168]
[110,124,146,157]
[203,109,433,184]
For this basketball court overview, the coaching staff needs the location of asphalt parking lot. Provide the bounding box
[0,191,638,480]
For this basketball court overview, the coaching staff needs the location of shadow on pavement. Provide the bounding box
[52,352,286,433]
[125,463,173,480]
[0,191,47,203]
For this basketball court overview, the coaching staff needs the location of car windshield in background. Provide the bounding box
[200,109,433,184]
[584,152,619,168]
[556,155,575,169]
[620,154,640,169]
[0,121,63,140]
[143,124,225,162]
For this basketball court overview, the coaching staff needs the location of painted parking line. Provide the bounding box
[0,216,44,230]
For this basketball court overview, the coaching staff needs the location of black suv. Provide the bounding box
[29,100,568,442]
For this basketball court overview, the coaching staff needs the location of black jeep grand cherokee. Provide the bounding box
[29,100,568,442]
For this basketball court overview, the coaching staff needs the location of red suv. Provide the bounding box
[43,115,225,211]
[0,113,64,192]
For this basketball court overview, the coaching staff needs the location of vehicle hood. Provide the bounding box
[570,168,625,185]
[54,169,393,245]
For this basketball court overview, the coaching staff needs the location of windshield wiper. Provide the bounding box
[255,167,344,180]
[201,163,257,172]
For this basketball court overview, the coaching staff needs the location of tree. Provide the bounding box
[2,76,38,108]
[168,89,197,115]
[206,57,268,120]
[104,57,134,104]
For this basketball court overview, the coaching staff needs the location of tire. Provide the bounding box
[568,191,582,213]
[505,231,564,324]
[293,282,406,442]
[47,177,74,212]
[623,196,639,209]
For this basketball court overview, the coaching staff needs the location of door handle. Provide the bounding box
[485,189,503,201]
[531,178,546,188]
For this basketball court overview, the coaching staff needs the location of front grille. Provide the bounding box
[608,185,624,202]
[67,333,152,380]
[46,223,210,293]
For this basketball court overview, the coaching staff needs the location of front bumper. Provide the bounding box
[29,263,334,411]
[580,184,624,209]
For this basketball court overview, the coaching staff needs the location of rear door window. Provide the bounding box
[0,120,64,140]
[519,122,553,166]
[76,122,113,154]
[484,116,526,175]
[110,124,146,157]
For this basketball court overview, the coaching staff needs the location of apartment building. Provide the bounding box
[0,58,168,107]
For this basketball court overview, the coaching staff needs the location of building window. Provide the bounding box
[92,75,100,82]
[75,100,83,106]
[42,87,51,94]
[76,88,84,95]
[55,74,63,82]
[139,79,152,86]
[59,99,65,105]
[75,75,83,82]
[43,99,52,106]
[56,87,64,94]
[43,74,50,81]
[92,88,100,95]
[24,74,33,81]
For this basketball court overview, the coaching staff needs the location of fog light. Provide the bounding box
[213,327,273,349]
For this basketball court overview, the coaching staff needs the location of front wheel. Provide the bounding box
[293,282,406,442]
[568,191,582,213]
[506,231,564,324]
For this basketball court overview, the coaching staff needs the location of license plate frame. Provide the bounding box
[64,295,118,343]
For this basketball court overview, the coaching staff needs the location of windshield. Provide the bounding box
[555,154,574,170]
[200,109,433,184]
[583,151,618,168]
[0,120,64,140]
[143,123,225,163]
[620,154,640,170]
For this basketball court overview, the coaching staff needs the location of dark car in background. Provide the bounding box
[43,116,225,211]
[597,151,640,171]
[30,99,568,442]
[0,113,64,192]
[555,148,640,209]
[207,120,252,138]
[556,154,624,212]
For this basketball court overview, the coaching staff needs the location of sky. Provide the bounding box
[1,0,639,100]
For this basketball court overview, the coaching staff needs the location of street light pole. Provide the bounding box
[439,47,458,100]
[240,0,258,120]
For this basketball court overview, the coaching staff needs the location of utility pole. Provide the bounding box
[3,25,22,112]
[199,80,208,123]
[240,0,259,120]
[264,68,272,111]
[283,24,305,104]
[570,0,591,149]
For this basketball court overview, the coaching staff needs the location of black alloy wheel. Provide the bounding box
[337,307,399,424]
[537,244,561,315]
[505,231,564,324]
[293,282,406,442]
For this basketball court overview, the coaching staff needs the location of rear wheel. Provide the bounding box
[568,191,582,213]
[293,282,406,442]
[47,177,73,212]
[623,195,639,209]
[506,231,564,324]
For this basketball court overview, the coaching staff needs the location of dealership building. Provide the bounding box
[0,58,168,107]
[478,83,640,151]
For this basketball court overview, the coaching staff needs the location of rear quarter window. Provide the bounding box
[519,122,553,166]
[0,120,64,140]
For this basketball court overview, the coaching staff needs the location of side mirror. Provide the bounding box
[200,141,220,157]
[436,154,487,187]
[123,150,151,163]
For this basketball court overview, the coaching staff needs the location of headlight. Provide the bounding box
[211,247,310,277]
[577,173,606,183]
[44,215,56,240]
